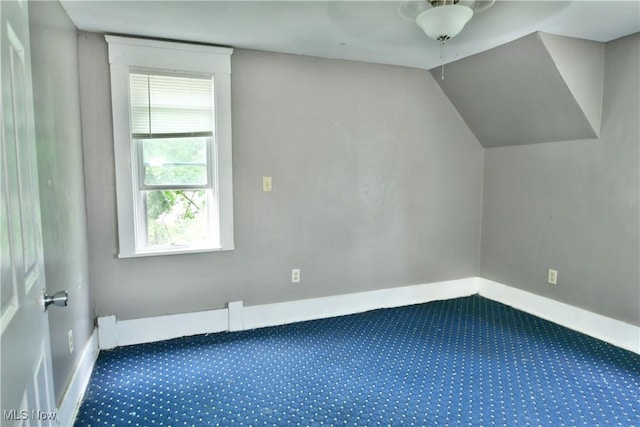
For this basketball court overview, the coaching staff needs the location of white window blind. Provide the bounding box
[129,73,214,137]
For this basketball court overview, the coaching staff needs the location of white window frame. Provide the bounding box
[106,35,234,258]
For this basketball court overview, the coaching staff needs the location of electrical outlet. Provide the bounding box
[67,330,74,355]
[548,269,558,285]
[262,176,272,192]
[291,268,301,283]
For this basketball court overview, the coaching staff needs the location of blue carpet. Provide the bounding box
[75,296,640,426]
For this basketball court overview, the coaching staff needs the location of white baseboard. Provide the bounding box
[96,276,639,355]
[243,278,477,330]
[97,315,117,349]
[56,328,99,427]
[104,308,229,348]
[477,278,640,354]
[97,278,477,349]
[228,300,243,332]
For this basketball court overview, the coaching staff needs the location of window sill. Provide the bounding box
[117,245,234,259]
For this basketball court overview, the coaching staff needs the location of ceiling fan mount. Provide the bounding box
[429,0,495,13]
[429,0,458,6]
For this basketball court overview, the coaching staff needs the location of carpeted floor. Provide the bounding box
[75,295,640,426]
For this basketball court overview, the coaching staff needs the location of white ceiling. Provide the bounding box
[60,1,640,69]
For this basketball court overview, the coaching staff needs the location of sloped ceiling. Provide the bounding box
[430,32,605,148]
[59,1,639,70]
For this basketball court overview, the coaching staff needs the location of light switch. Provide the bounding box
[291,269,300,283]
[263,176,272,192]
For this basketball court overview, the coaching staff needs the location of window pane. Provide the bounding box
[144,189,211,248]
[140,137,209,186]
[130,73,214,136]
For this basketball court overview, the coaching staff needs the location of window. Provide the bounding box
[106,36,234,257]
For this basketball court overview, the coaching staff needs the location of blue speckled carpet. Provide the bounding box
[75,296,640,426]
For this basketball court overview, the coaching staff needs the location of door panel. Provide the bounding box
[1,174,18,331]
[1,1,56,426]
[8,22,38,281]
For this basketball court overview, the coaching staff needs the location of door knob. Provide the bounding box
[44,290,68,311]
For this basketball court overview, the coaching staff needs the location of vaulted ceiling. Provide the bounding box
[60,1,639,69]
[59,1,639,147]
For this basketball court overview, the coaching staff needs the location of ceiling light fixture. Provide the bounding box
[416,0,473,42]
[400,0,495,78]
[412,0,495,79]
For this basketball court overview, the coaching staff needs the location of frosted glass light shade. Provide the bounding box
[416,4,474,41]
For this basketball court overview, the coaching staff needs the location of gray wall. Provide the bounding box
[78,32,484,320]
[480,33,639,326]
[29,1,94,403]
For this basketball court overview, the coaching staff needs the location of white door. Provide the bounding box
[1,1,57,426]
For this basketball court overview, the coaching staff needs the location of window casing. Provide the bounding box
[106,36,234,257]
